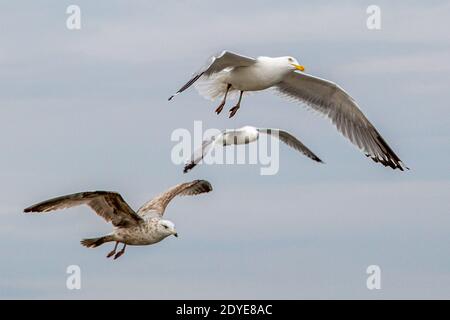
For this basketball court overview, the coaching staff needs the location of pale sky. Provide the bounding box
[0,0,449,299]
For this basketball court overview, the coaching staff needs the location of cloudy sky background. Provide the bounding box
[1,0,449,299]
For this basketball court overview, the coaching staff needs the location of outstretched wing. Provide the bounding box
[24,191,143,228]
[260,129,323,163]
[169,51,256,100]
[137,180,213,217]
[276,71,407,170]
[183,132,222,173]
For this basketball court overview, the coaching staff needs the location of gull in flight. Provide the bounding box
[184,126,323,173]
[169,50,407,170]
[24,180,212,260]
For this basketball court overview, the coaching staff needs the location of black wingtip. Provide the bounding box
[397,162,410,171]
[311,154,324,163]
[398,161,410,171]
[168,95,174,101]
[366,154,408,171]
[183,162,195,173]
[367,133,408,171]
[23,205,36,213]
[196,180,213,193]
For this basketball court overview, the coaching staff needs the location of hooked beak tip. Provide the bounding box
[174,233,178,238]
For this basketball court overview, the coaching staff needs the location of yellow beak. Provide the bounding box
[292,64,305,72]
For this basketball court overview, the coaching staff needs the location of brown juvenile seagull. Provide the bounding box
[169,50,408,170]
[24,180,212,260]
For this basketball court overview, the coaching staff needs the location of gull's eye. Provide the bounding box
[163,225,168,229]
[288,57,294,62]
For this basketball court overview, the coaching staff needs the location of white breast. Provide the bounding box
[227,57,288,91]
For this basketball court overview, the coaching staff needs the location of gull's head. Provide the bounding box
[285,56,305,72]
[260,56,305,72]
[157,219,178,238]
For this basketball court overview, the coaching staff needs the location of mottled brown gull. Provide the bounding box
[24,180,213,260]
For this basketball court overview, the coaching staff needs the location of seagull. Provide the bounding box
[23,180,212,260]
[169,50,407,170]
[184,126,323,173]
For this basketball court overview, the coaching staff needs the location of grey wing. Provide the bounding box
[183,133,221,173]
[24,191,143,228]
[276,72,407,170]
[168,51,256,100]
[261,129,323,163]
[137,180,213,217]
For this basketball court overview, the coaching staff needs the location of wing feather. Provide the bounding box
[260,129,323,163]
[24,191,142,227]
[183,133,222,173]
[137,180,213,216]
[169,51,255,100]
[276,72,407,170]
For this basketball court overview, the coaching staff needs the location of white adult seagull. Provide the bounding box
[24,180,212,260]
[184,126,323,173]
[169,50,407,170]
